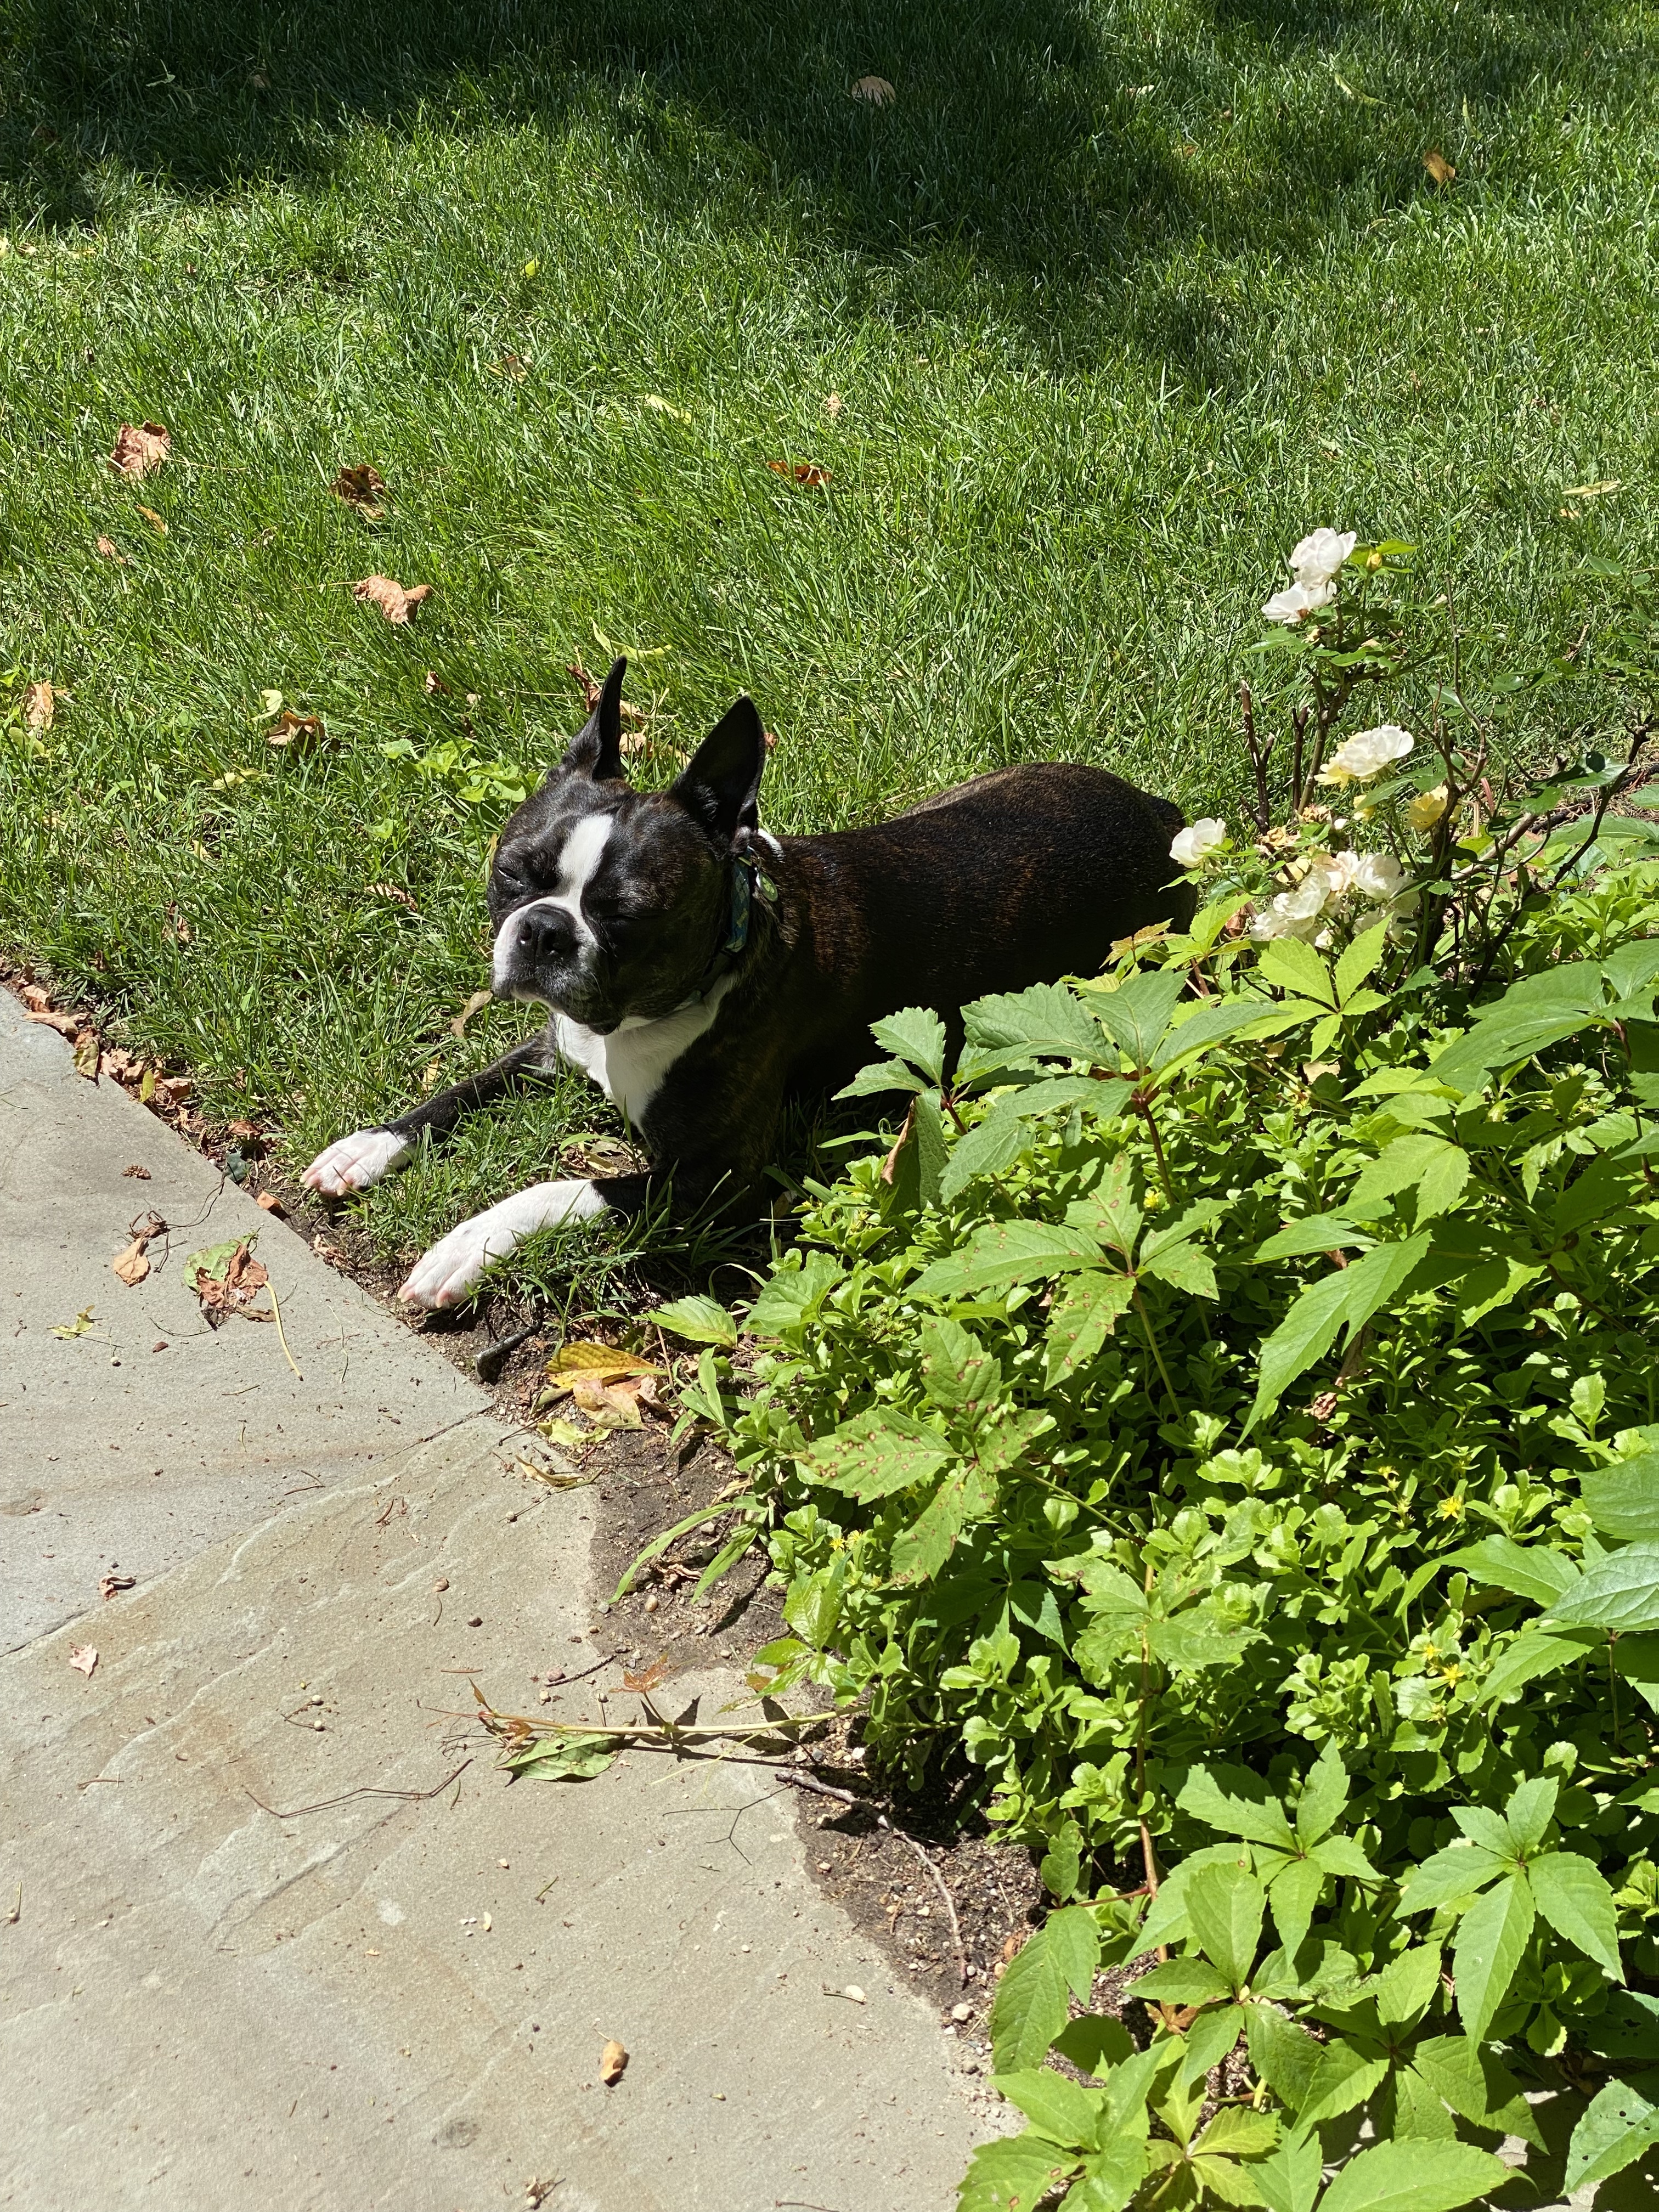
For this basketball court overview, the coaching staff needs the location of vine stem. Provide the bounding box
[1135,1093,1176,1203]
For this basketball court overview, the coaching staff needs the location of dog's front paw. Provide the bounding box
[398,1181,606,1311]
[302,1128,410,1198]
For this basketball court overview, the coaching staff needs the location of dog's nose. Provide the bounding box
[515,902,578,966]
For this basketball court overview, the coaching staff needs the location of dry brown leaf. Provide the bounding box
[99,1573,136,1600]
[95,534,128,563]
[111,1237,151,1287]
[622,1656,675,1694]
[266,708,327,754]
[332,462,387,514]
[188,1239,271,1328]
[823,392,844,420]
[568,1374,645,1429]
[69,1644,99,1677]
[566,657,646,727]
[352,574,432,624]
[19,983,51,1012]
[72,1031,102,1080]
[1423,148,1456,186]
[546,1341,663,1387]
[1309,1389,1339,1420]
[25,681,57,733]
[767,459,832,489]
[423,669,452,696]
[450,986,494,1038]
[256,1190,286,1216]
[24,1007,78,1037]
[851,75,896,105]
[369,882,418,911]
[110,421,170,478]
[599,2039,629,2086]
[136,504,167,534]
[122,1163,151,1180]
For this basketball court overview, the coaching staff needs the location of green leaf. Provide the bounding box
[1244,2005,1323,2111]
[1092,968,1187,1065]
[1131,1960,1234,2005]
[782,1567,840,1650]
[990,2068,1103,2150]
[1149,994,1294,1076]
[1452,1871,1534,2042]
[1503,1774,1558,1854]
[1266,1856,1324,1960]
[836,1054,929,1100]
[890,1465,992,1583]
[1347,1134,1470,1224]
[1335,921,1391,1002]
[1582,1452,1659,1539]
[1295,2042,1390,2133]
[513,1732,619,1781]
[1374,1941,1442,2028]
[940,1078,1133,1202]
[957,2131,1077,2212]
[919,1316,1002,1411]
[1260,935,1336,1008]
[1317,2140,1509,2212]
[1527,1849,1624,1980]
[1479,1628,1598,1705]
[1048,1906,1104,2002]
[964,981,1105,1061]
[1041,1830,1083,1901]
[1411,2035,1544,2148]
[645,1294,737,1346]
[1060,2139,1144,2212]
[1396,1843,1506,1915]
[1430,1012,1602,1094]
[1564,2076,1659,2193]
[1178,1765,1296,1852]
[1251,2134,1323,2212]
[913,1088,949,1206]
[1046,1272,1136,1386]
[1294,1739,1350,1846]
[1446,1534,1581,1607]
[1198,2109,1280,2160]
[1245,1232,1432,1433]
[1186,1861,1266,1989]
[989,1927,1073,2073]
[1052,2017,1136,2080]
[1180,2001,1248,2087]
[870,1005,947,1085]
[913,1221,1105,1300]
[1254,1215,1371,1262]
[1546,1543,1659,1632]
[1614,1632,1659,1713]
[1310,1835,1380,1882]
[746,1251,844,1337]
[798,1408,952,1500]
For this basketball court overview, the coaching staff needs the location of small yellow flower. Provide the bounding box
[1407,785,1451,833]
[1436,1494,1465,1521]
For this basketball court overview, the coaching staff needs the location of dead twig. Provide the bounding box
[245,1757,472,1819]
[893,1827,968,1988]
[266,1273,302,1380]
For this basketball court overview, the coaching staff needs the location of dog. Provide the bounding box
[303,658,1193,1308]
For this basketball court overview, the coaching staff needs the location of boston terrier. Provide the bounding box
[303,658,1194,1308]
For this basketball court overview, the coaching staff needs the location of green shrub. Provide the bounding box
[649,534,1659,2207]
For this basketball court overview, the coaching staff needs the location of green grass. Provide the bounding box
[2,0,1656,1302]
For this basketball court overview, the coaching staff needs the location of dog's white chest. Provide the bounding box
[554,980,731,1121]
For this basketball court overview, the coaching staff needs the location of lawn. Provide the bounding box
[2,0,1655,1305]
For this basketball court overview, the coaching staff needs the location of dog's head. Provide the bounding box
[487,658,769,1031]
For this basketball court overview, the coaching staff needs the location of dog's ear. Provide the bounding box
[561,657,628,782]
[672,697,766,844]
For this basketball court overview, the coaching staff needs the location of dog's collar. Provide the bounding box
[682,850,777,1005]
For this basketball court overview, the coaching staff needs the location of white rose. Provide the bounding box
[1289,528,1357,588]
[1350,851,1408,902]
[1170,817,1227,867]
[1262,579,1337,627]
[1317,724,1414,786]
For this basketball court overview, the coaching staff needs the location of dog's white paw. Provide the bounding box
[302,1128,410,1197]
[398,1180,606,1311]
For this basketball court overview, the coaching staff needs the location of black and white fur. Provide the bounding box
[303,658,1193,1308]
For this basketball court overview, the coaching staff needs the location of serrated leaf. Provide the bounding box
[940,1078,1132,1202]
[1149,993,1292,1076]
[1177,1765,1296,1852]
[1527,1849,1624,1979]
[1186,1860,1266,1989]
[1503,1774,1559,1854]
[645,1294,737,1346]
[1198,2108,1280,2159]
[890,1465,992,1583]
[1045,1272,1135,1385]
[1347,1134,1470,1224]
[1048,1906,1104,2002]
[1317,2140,1508,2212]
[869,1005,946,1084]
[1335,922,1391,1002]
[1092,968,1187,1065]
[1245,1232,1432,1434]
[1446,1534,1581,1607]
[1254,1214,1371,1262]
[912,1220,1105,1300]
[1411,2034,1544,2148]
[919,1314,1002,1411]
[1295,2042,1390,2133]
[1396,1842,1506,1915]
[1266,1857,1324,1959]
[1452,1871,1534,2042]
[1478,1628,1596,1705]
[1564,2076,1659,2193]
[1060,2138,1143,2212]
[1373,1942,1441,2028]
[989,1929,1072,2073]
[1294,1740,1351,1847]
[1052,2016,1136,2080]
[957,2131,1076,2212]
[836,1054,929,1099]
[1131,1960,1234,2005]
[1310,1835,1380,1882]
[1581,1452,1659,1538]
[990,2068,1104,2150]
[1250,2132,1322,2212]
[1545,1543,1659,1632]
[798,1408,951,1499]
[964,981,1105,1061]
[1245,2004,1323,2110]
[1260,935,1336,1008]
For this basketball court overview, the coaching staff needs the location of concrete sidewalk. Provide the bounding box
[0,992,988,2211]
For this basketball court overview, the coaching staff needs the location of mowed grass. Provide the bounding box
[2,0,1656,1304]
